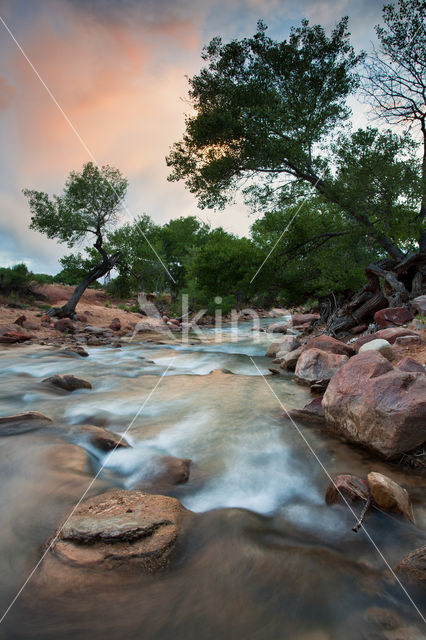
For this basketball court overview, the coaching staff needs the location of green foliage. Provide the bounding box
[24,162,128,248]
[105,274,134,299]
[167,18,362,210]
[0,263,31,294]
[54,253,98,285]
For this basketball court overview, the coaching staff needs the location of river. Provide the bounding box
[0,319,424,639]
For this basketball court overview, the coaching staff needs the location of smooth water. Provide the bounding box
[0,320,425,639]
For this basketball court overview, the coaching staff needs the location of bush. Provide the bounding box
[105,274,134,299]
[0,263,31,294]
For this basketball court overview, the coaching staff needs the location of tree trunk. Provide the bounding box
[48,253,121,318]
[325,252,425,336]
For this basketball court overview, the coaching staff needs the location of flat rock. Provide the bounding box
[49,489,190,572]
[0,411,52,435]
[323,351,426,458]
[295,348,348,384]
[42,374,92,392]
[367,471,414,523]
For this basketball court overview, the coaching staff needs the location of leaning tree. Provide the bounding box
[167,13,425,333]
[24,162,127,318]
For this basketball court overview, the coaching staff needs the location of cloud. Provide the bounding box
[0,76,14,108]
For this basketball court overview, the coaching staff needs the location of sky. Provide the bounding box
[0,0,386,274]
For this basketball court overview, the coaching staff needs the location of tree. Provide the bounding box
[24,162,127,317]
[167,16,424,332]
[362,0,426,252]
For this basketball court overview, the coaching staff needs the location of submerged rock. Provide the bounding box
[58,345,89,358]
[323,351,426,458]
[0,411,52,434]
[367,472,414,523]
[74,425,130,452]
[396,546,426,584]
[42,374,92,392]
[48,489,190,572]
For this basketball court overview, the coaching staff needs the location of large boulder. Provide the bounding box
[353,328,420,352]
[48,489,190,572]
[301,335,354,357]
[42,374,92,392]
[323,351,426,458]
[295,349,348,385]
[266,336,299,358]
[367,472,414,523]
[373,307,413,328]
[359,338,394,361]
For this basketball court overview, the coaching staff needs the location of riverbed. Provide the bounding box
[0,320,425,639]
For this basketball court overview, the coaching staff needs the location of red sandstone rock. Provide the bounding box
[109,318,121,331]
[289,397,325,425]
[325,474,369,505]
[54,318,76,334]
[353,328,420,352]
[396,357,424,374]
[291,313,320,327]
[301,335,354,357]
[374,307,413,328]
[295,348,348,384]
[323,351,426,458]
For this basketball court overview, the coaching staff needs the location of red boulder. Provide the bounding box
[374,307,413,328]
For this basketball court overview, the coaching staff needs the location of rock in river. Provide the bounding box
[294,348,348,385]
[48,489,191,572]
[367,472,414,523]
[42,374,92,392]
[0,411,52,434]
[323,351,426,458]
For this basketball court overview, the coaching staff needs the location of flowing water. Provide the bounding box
[0,320,425,639]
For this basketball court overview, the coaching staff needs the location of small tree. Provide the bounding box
[24,162,127,317]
